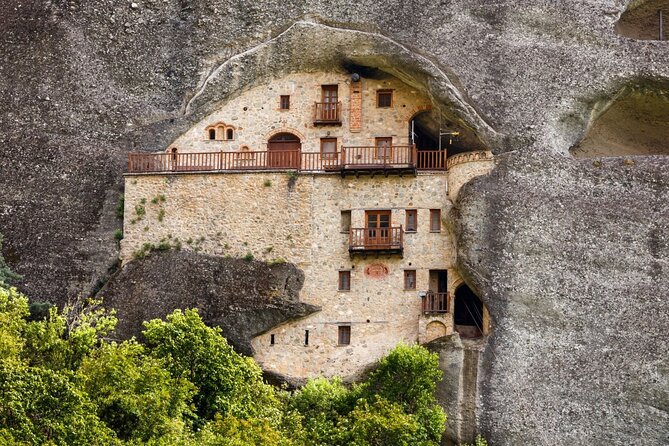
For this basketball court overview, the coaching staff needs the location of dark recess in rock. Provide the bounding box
[98,251,319,356]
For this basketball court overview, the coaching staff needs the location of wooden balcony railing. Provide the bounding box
[127,147,449,174]
[422,291,450,314]
[314,102,342,124]
[341,145,416,169]
[349,226,403,253]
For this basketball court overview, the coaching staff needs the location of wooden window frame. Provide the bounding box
[430,209,442,233]
[376,89,393,108]
[375,137,392,159]
[338,270,351,291]
[280,95,290,110]
[321,84,339,102]
[366,209,392,228]
[338,325,351,345]
[405,209,417,232]
[321,137,338,160]
[340,210,351,233]
[404,270,417,290]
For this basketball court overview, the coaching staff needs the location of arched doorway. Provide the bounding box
[267,132,301,168]
[453,284,484,339]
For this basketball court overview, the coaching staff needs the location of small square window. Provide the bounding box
[404,270,416,290]
[208,129,216,140]
[406,209,417,232]
[377,90,393,108]
[338,325,351,345]
[280,95,290,110]
[430,209,441,232]
[338,271,351,291]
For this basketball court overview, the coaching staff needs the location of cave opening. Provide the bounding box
[454,284,485,339]
[410,110,473,157]
[615,0,669,40]
[571,84,669,157]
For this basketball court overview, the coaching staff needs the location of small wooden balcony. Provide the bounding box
[313,102,342,125]
[349,226,403,256]
[422,291,450,314]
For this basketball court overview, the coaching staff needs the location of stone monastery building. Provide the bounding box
[123,70,494,381]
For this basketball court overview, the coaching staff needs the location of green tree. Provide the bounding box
[22,298,117,372]
[0,286,29,362]
[0,233,21,289]
[78,340,195,443]
[143,309,281,425]
[0,362,117,445]
[345,396,426,446]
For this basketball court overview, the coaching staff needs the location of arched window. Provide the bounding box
[227,128,234,140]
[208,129,216,140]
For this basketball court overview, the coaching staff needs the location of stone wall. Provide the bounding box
[122,171,453,379]
[169,72,433,154]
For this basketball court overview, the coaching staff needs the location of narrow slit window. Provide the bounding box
[208,129,216,140]
[430,209,441,232]
[338,325,351,345]
[340,210,351,233]
[377,90,393,108]
[304,330,309,346]
[406,209,417,232]
[404,270,416,290]
[270,334,275,345]
[226,128,234,140]
[338,270,351,291]
[280,95,290,110]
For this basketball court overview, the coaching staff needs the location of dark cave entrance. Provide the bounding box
[454,284,484,339]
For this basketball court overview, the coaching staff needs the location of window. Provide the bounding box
[377,90,393,108]
[226,128,234,140]
[208,129,216,140]
[338,270,351,291]
[321,138,337,159]
[304,330,309,346]
[430,209,441,232]
[270,334,275,345]
[406,209,417,232]
[338,325,351,345]
[340,210,351,233]
[280,95,290,110]
[375,137,392,159]
[404,270,416,290]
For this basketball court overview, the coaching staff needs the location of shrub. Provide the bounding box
[113,229,123,241]
[243,252,254,262]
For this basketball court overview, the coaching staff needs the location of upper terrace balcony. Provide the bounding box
[127,145,448,175]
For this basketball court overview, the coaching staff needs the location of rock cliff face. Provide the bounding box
[1,0,668,444]
[99,250,318,356]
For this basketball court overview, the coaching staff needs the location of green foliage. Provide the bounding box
[244,252,255,262]
[116,194,125,219]
[114,229,124,241]
[78,341,195,442]
[0,362,118,445]
[462,435,489,446]
[157,208,166,222]
[0,284,449,445]
[264,179,272,187]
[0,286,29,362]
[0,233,21,288]
[143,309,281,424]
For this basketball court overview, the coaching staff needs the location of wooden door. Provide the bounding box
[365,210,391,247]
[267,133,301,168]
[375,137,392,160]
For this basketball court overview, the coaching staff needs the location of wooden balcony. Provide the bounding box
[349,226,403,256]
[313,102,342,125]
[422,292,450,314]
[126,148,448,175]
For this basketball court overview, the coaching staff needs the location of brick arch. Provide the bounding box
[425,320,448,341]
[264,127,305,142]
